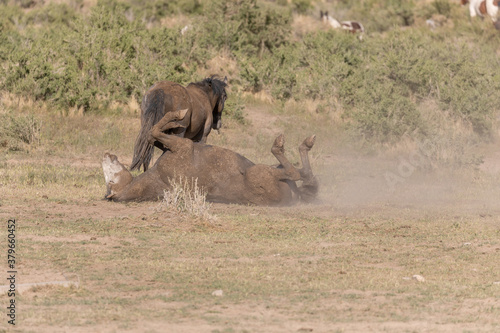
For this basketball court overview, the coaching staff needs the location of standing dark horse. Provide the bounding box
[130,76,228,172]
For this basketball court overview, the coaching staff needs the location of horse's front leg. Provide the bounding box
[298,135,316,180]
[270,134,301,181]
[297,135,318,201]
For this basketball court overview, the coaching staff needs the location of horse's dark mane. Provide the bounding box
[189,75,227,97]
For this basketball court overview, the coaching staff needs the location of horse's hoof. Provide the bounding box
[272,134,285,154]
[275,134,285,148]
[147,133,156,146]
[300,135,316,151]
[177,108,188,120]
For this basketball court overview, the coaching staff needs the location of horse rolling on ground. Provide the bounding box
[103,109,318,206]
[130,76,228,172]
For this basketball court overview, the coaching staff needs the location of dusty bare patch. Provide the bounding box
[291,13,326,40]
[197,49,239,81]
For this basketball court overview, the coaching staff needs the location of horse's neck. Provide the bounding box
[327,16,341,28]
[195,86,219,107]
[189,84,218,107]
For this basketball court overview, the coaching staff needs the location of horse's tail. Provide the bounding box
[130,89,166,172]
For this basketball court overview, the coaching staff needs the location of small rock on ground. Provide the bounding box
[412,274,425,282]
[212,289,223,297]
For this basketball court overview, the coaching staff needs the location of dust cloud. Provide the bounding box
[315,147,500,215]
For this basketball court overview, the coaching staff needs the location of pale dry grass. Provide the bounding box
[382,99,490,167]
[0,93,43,151]
[282,97,345,122]
[63,105,85,117]
[0,91,48,115]
[156,176,216,222]
[159,13,191,30]
[241,90,274,104]
[108,96,141,116]
[196,48,239,81]
[42,0,97,15]
[291,12,325,40]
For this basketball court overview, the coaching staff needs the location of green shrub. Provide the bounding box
[340,29,500,143]
[198,0,291,56]
[239,30,361,101]
[357,0,416,32]
[390,0,415,26]
[0,4,23,32]
[1,0,500,149]
[224,93,246,124]
[291,0,312,14]
[435,44,499,136]
[24,2,78,26]
[431,0,452,17]
[242,26,500,143]
[130,0,202,21]
[0,0,199,112]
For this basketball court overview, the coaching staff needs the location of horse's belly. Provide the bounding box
[201,171,247,203]
[241,165,293,206]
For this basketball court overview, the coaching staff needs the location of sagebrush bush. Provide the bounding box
[342,29,500,143]
[1,0,500,151]
[431,0,452,17]
[291,0,312,14]
[198,0,292,56]
[1,0,198,111]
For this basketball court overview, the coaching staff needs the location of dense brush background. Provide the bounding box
[1,0,500,165]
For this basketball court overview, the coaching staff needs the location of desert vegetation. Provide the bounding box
[1,0,500,155]
[1,0,500,332]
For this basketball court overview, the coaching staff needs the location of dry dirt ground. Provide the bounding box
[0,105,499,333]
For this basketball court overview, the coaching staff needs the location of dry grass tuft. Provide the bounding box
[127,96,140,115]
[107,96,141,116]
[242,90,274,104]
[0,112,42,151]
[0,91,48,114]
[66,105,85,117]
[157,176,216,222]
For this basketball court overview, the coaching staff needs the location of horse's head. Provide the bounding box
[206,76,228,131]
[102,153,133,200]
[320,10,330,23]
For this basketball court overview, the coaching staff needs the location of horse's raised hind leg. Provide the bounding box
[149,109,192,153]
[271,134,301,181]
[152,109,188,133]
